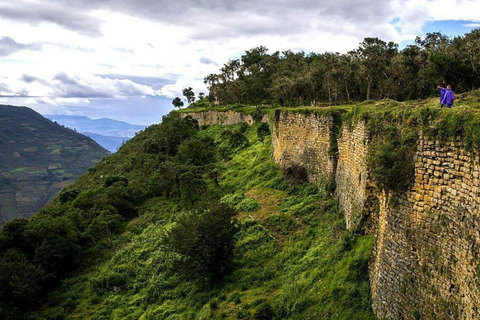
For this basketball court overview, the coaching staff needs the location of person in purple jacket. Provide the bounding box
[438,85,455,108]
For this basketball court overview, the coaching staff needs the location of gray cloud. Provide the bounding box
[200,57,218,65]
[53,72,121,98]
[0,0,404,40]
[52,72,157,98]
[100,74,178,90]
[0,37,41,56]
[0,1,102,37]
[0,81,11,93]
[21,74,50,85]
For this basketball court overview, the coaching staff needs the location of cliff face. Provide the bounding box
[180,110,480,320]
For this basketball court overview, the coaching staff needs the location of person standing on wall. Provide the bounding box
[438,84,455,108]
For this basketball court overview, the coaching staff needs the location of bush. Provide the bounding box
[238,122,249,134]
[83,207,124,243]
[59,189,80,204]
[237,198,261,212]
[176,137,216,166]
[220,193,245,206]
[229,132,249,149]
[161,203,237,284]
[104,175,128,188]
[257,123,270,142]
[368,126,417,193]
[253,302,275,320]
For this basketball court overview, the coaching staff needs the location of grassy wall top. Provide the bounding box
[176,89,480,150]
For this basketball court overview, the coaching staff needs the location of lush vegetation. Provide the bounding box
[199,30,480,106]
[0,112,375,319]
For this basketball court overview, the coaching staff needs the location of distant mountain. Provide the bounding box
[82,132,127,153]
[46,115,146,135]
[0,105,109,226]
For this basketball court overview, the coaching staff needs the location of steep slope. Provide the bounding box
[42,121,374,320]
[0,105,109,226]
[0,113,375,320]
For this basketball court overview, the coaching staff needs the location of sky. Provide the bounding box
[1,0,480,125]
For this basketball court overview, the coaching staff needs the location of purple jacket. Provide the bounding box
[440,87,455,105]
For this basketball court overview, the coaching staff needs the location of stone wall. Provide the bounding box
[180,110,268,126]
[184,110,480,320]
[271,111,336,182]
[335,120,374,229]
[370,138,480,320]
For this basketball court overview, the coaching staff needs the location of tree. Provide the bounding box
[161,203,237,284]
[182,87,196,104]
[172,97,184,109]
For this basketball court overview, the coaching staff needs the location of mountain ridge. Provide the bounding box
[46,114,146,152]
[0,104,109,226]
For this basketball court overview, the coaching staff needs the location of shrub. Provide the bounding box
[367,126,417,193]
[161,203,237,284]
[229,132,249,149]
[176,137,216,166]
[104,175,128,188]
[252,302,275,320]
[59,189,80,204]
[257,123,270,142]
[83,207,124,243]
[238,122,249,134]
[220,193,245,206]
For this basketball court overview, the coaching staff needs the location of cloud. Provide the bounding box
[0,1,102,36]
[2,73,159,102]
[52,73,159,98]
[0,36,41,56]
[0,0,416,41]
[99,74,178,90]
[464,23,480,28]
[0,81,12,94]
[199,57,218,65]
[21,74,50,85]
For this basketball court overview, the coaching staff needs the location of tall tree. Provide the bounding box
[182,87,196,104]
[172,97,184,109]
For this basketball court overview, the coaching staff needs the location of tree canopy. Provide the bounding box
[204,29,480,106]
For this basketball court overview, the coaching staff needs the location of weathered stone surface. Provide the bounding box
[271,112,336,183]
[370,140,480,320]
[335,120,374,229]
[180,110,268,126]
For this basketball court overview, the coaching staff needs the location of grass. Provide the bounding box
[39,122,376,320]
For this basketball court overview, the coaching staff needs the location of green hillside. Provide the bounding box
[0,112,374,320]
[0,105,109,226]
